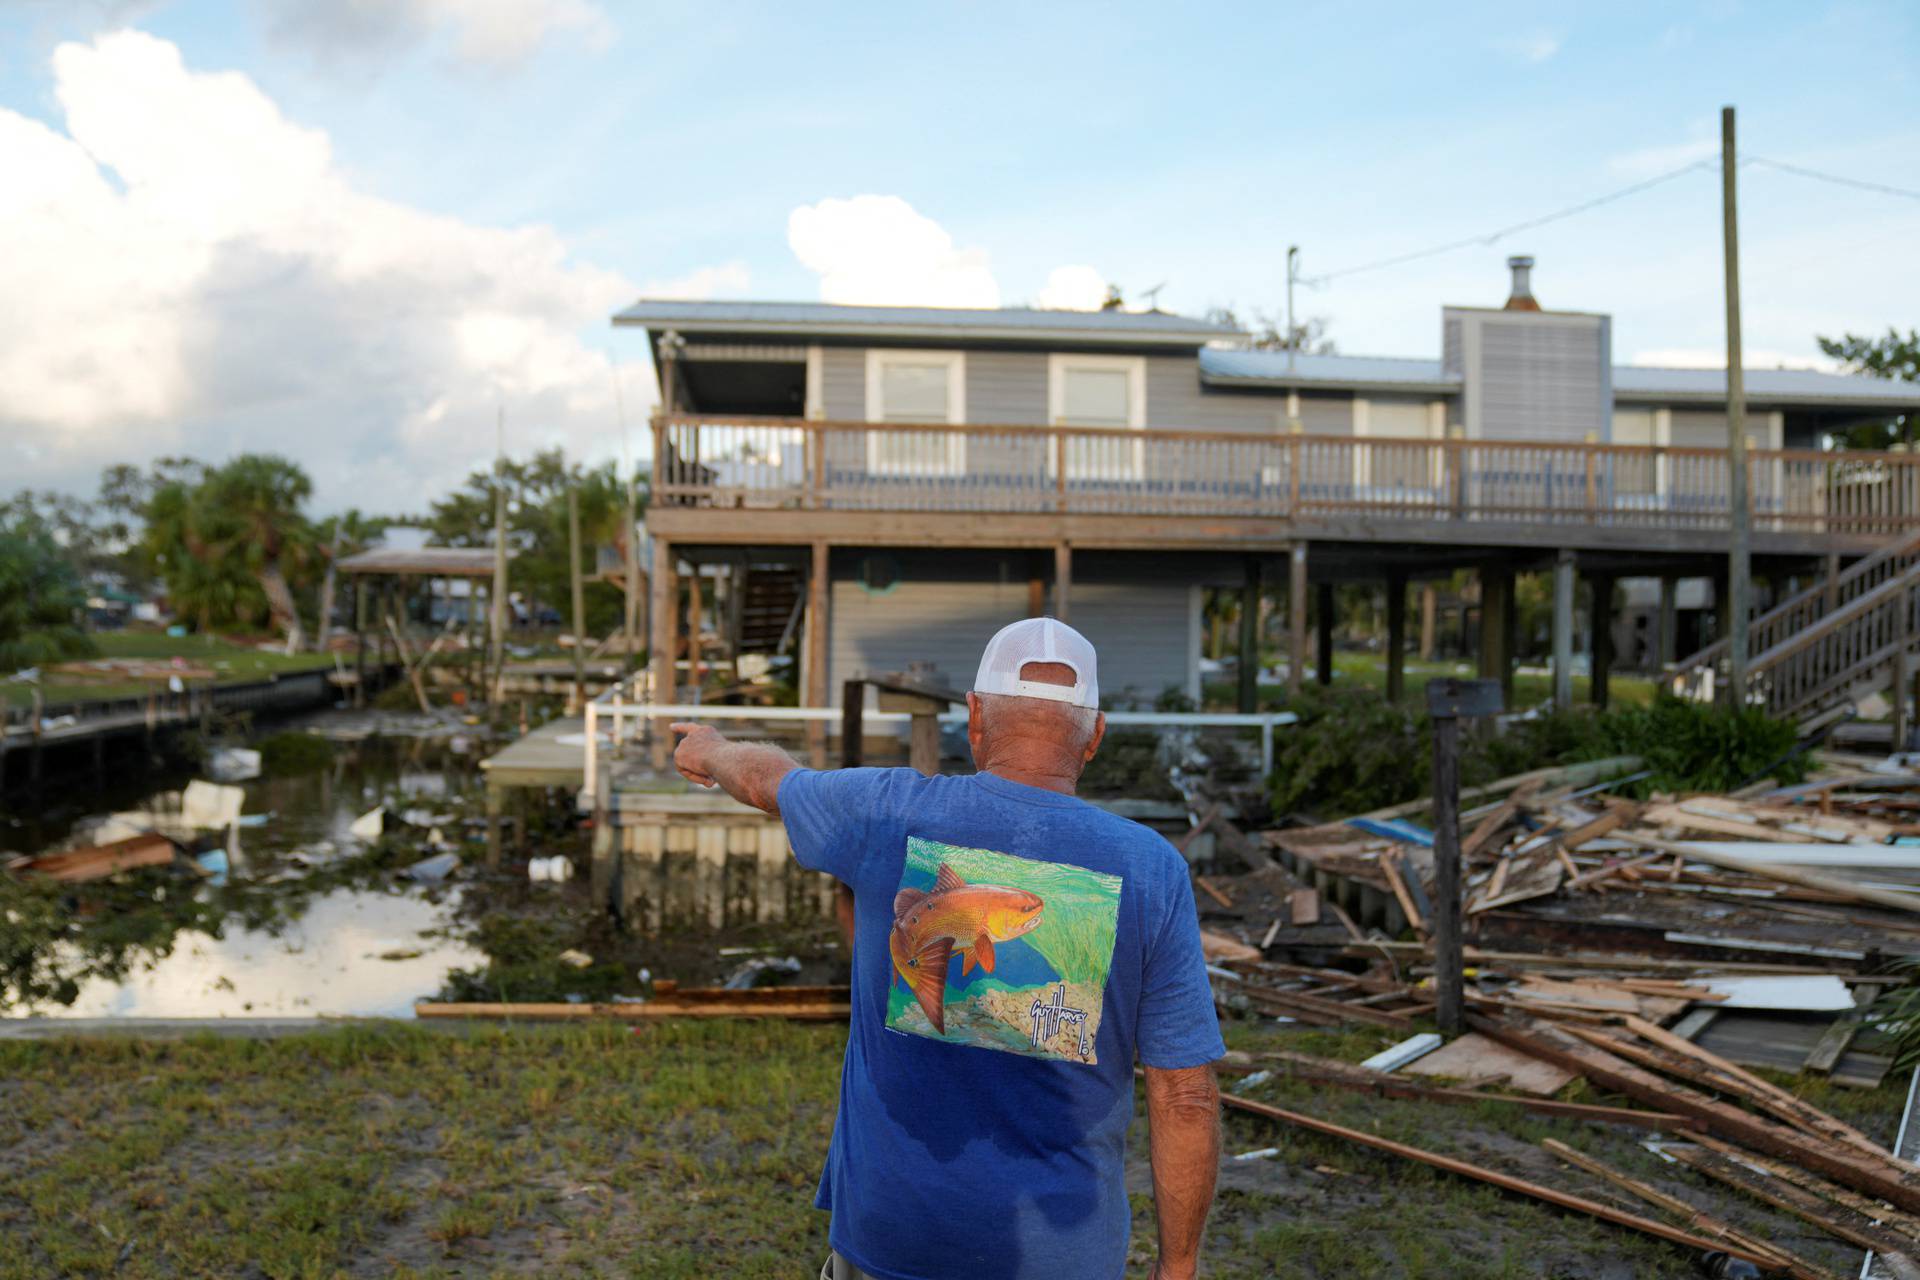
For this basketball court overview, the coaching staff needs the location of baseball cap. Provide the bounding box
[973,617,1099,710]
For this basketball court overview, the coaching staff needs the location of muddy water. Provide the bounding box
[2,722,500,1020]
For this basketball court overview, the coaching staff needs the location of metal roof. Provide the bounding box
[613,298,1241,346]
[1199,347,1920,409]
[338,547,512,578]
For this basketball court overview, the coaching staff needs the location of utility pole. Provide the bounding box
[1286,245,1300,372]
[568,483,585,710]
[490,406,508,707]
[1723,104,1751,706]
[613,355,641,674]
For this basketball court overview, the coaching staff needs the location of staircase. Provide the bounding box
[1669,529,1920,729]
[735,564,806,655]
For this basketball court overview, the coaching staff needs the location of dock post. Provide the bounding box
[1428,677,1503,1037]
[1552,548,1575,710]
[1385,568,1407,704]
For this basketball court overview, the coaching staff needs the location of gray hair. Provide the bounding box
[975,692,1099,755]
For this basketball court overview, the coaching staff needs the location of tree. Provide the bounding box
[312,509,389,648]
[1205,307,1336,355]
[199,456,317,649]
[1816,327,1918,449]
[0,514,94,671]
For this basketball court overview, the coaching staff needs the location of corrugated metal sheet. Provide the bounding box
[1615,365,1920,405]
[617,299,1237,344]
[1476,315,1608,443]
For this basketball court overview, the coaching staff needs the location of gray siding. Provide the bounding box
[966,350,1048,423]
[1298,393,1354,434]
[1147,355,1277,432]
[1068,583,1197,707]
[1669,409,1772,450]
[1451,309,1609,444]
[820,346,864,419]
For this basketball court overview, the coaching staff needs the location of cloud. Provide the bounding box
[1033,265,1109,311]
[787,195,1000,308]
[643,260,751,301]
[1630,347,1841,372]
[0,29,640,513]
[1496,31,1561,63]
[259,0,612,69]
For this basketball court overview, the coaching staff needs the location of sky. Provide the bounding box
[2,0,1916,515]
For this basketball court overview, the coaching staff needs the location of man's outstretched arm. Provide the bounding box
[1144,1063,1220,1280]
[670,722,800,815]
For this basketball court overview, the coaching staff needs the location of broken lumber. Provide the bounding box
[1806,983,1882,1076]
[1288,887,1320,926]
[1666,1143,1920,1268]
[1355,756,1643,824]
[1623,832,1920,916]
[1470,1014,1920,1215]
[1214,1089,1781,1268]
[1689,1133,1920,1244]
[10,832,179,882]
[1540,1139,1829,1279]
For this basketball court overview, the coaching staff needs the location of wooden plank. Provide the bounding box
[1666,1144,1920,1266]
[1807,982,1883,1076]
[16,833,178,882]
[1214,1090,1782,1267]
[1401,1031,1576,1096]
[1289,887,1320,926]
[1194,875,1235,910]
[1380,852,1426,932]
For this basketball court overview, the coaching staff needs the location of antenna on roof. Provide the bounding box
[1139,282,1167,312]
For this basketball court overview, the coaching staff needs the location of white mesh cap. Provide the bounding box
[973,617,1099,709]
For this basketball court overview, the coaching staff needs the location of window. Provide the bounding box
[1048,354,1146,481]
[865,350,966,476]
[1611,409,1658,498]
[1358,399,1438,492]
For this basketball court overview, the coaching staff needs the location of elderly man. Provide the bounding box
[671,617,1223,1280]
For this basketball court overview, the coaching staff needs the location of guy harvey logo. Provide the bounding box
[1028,984,1091,1056]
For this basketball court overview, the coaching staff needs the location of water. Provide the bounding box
[1,719,501,1020]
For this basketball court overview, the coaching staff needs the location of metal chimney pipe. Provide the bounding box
[1504,256,1540,311]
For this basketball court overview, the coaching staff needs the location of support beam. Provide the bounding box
[1897,583,1912,753]
[1418,584,1437,661]
[1027,554,1046,619]
[1552,548,1575,711]
[648,536,676,770]
[1053,542,1072,622]
[806,540,830,769]
[1657,575,1678,672]
[1385,570,1408,704]
[1288,542,1308,699]
[686,562,704,690]
[1478,566,1515,708]
[1589,572,1615,709]
[1315,582,1335,686]
[1238,557,1262,713]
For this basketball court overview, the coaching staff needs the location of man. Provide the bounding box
[672,617,1223,1280]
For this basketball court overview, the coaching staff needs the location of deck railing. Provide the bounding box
[652,413,1920,536]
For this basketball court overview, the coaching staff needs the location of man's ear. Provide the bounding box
[1083,711,1106,763]
[965,692,984,752]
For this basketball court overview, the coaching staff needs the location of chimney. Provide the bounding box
[1504,255,1540,311]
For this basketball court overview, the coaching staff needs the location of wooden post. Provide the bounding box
[1896,584,1912,753]
[1418,584,1437,661]
[1478,566,1515,708]
[1315,583,1335,686]
[490,445,508,707]
[1552,549,1575,711]
[568,486,586,709]
[841,680,864,768]
[1237,557,1262,713]
[1385,569,1407,704]
[1428,678,1503,1037]
[1657,575,1678,671]
[806,540,829,768]
[1288,542,1308,698]
[686,562,704,690]
[1027,568,1045,619]
[1590,573,1615,709]
[1053,542,1072,622]
[649,536,676,770]
[1723,105,1753,708]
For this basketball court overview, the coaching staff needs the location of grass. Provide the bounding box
[3,1017,1905,1278]
[4,631,335,710]
[1204,651,1659,712]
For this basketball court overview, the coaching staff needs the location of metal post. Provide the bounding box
[1723,105,1752,705]
[1287,542,1308,698]
[1552,548,1575,710]
[569,485,586,709]
[1238,557,1262,713]
[1427,677,1503,1037]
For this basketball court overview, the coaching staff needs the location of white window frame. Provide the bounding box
[1047,353,1147,481]
[864,349,967,476]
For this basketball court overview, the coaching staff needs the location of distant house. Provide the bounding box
[614,259,1920,713]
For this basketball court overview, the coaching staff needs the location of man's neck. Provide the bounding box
[984,763,1079,796]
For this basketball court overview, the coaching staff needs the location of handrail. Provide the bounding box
[1720,554,1920,722]
[1668,527,1920,700]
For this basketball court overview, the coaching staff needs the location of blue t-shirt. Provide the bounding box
[778,766,1225,1280]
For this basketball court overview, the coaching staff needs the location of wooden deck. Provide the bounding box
[652,413,1920,555]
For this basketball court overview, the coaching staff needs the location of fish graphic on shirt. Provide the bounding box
[889,863,1044,1035]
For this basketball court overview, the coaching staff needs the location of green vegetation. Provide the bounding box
[1269,686,1802,818]
[1818,326,1917,448]
[256,729,336,774]
[1,1017,1899,1278]
[0,512,95,672]
[2,631,333,710]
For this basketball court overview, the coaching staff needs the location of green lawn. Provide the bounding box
[1206,652,1658,712]
[5,632,335,710]
[0,1018,1896,1278]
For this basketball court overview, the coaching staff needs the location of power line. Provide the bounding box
[1303,159,1716,285]
[1744,154,1920,204]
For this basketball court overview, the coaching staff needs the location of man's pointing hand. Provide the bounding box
[669,721,725,787]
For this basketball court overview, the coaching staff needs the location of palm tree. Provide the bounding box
[198,455,317,650]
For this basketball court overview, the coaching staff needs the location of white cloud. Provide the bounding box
[787,195,999,308]
[260,0,612,69]
[1033,265,1110,311]
[1630,347,1841,372]
[1496,31,1561,63]
[0,29,640,512]
[643,260,751,300]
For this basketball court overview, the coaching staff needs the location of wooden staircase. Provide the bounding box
[1668,529,1920,729]
[735,564,805,655]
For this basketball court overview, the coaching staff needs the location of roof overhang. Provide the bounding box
[612,300,1240,352]
[1199,370,1463,397]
